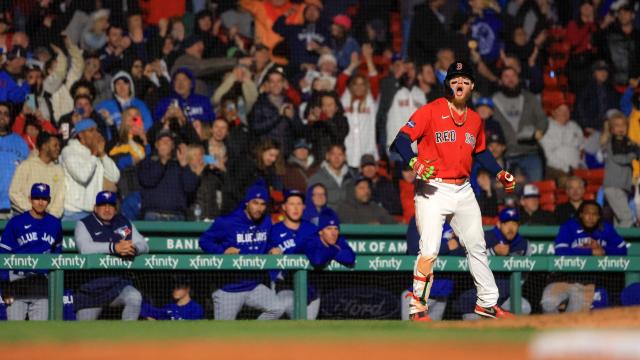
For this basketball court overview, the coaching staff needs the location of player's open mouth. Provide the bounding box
[455,87,463,96]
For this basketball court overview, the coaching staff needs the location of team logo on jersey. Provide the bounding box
[435,130,456,143]
[405,120,416,128]
[465,132,476,147]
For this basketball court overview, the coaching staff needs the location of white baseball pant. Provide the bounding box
[212,284,285,320]
[5,297,48,320]
[411,180,498,313]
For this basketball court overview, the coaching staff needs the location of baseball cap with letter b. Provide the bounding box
[445,60,475,84]
[96,191,117,206]
[31,183,51,200]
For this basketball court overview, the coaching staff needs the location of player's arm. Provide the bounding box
[304,236,339,269]
[390,108,437,180]
[334,236,356,267]
[198,221,227,254]
[473,150,515,193]
[603,224,628,256]
[554,223,591,256]
[74,221,112,254]
[131,224,149,255]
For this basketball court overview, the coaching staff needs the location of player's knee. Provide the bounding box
[124,287,143,306]
[269,301,286,317]
[540,296,558,313]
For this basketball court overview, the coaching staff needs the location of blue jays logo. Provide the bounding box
[115,226,131,239]
[505,209,517,218]
[37,184,47,192]
[102,192,112,201]
[405,120,415,128]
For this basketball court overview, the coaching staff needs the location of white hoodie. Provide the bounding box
[60,139,120,213]
[386,86,427,150]
[341,90,379,168]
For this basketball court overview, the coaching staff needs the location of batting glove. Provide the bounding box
[497,170,516,193]
[410,157,437,181]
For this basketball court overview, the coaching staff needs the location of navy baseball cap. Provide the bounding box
[293,138,311,150]
[499,207,520,223]
[318,208,340,230]
[284,189,305,203]
[95,191,117,206]
[30,183,51,200]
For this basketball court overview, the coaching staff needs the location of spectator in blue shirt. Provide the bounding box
[0,102,29,218]
[541,200,628,314]
[0,47,29,104]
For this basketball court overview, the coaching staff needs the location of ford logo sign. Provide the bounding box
[320,286,399,319]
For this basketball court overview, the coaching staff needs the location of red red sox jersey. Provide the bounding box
[400,97,486,179]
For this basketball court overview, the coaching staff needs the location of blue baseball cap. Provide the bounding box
[592,288,609,309]
[284,189,305,203]
[72,119,97,137]
[95,191,117,206]
[243,179,271,204]
[318,208,340,230]
[621,283,640,306]
[499,207,520,223]
[474,97,494,109]
[30,183,51,200]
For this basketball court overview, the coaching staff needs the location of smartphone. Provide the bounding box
[26,94,36,110]
[204,154,217,165]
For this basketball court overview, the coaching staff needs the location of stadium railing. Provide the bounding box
[1,223,639,320]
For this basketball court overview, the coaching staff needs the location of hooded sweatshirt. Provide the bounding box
[154,68,215,123]
[95,71,154,132]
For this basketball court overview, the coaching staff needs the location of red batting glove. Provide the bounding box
[497,170,516,193]
[410,157,437,181]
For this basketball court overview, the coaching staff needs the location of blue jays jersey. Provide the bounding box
[484,227,529,256]
[268,220,317,255]
[0,211,62,281]
[304,234,356,269]
[140,300,204,320]
[199,209,272,292]
[555,218,627,256]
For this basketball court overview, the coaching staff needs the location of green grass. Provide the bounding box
[0,321,535,343]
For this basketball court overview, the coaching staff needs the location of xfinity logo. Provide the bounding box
[368,257,402,271]
[597,257,630,271]
[2,255,39,269]
[433,258,448,271]
[232,256,266,270]
[457,259,468,271]
[51,255,85,269]
[553,256,586,270]
[502,258,536,271]
[99,256,133,269]
[189,256,223,270]
[144,255,179,269]
[276,256,309,269]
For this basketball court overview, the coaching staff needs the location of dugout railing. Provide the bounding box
[0,253,639,320]
[1,223,640,320]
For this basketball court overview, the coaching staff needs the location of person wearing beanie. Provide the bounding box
[199,179,285,320]
[304,208,356,269]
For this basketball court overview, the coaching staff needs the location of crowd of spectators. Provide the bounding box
[1,0,640,228]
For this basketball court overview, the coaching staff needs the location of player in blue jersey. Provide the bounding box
[0,183,62,320]
[199,180,285,320]
[73,191,149,320]
[541,200,628,314]
[141,276,204,320]
[485,208,530,256]
[268,189,319,319]
[304,209,356,269]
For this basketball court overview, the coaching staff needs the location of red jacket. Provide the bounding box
[399,179,415,224]
[12,114,57,150]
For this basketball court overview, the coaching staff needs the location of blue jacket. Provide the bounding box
[304,234,355,269]
[301,185,329,226]
[0,70,29,104]
[199,208,272,292]
[273,16,329,68]
[331,36,361,70]
[0,211,63,280]
[268,220,317,283]
[154,68,215,123]
[0,133,29,209]
[140,299,204,320]
[138,157,199,216]
[485,227,529,256]
[554,218,628,256]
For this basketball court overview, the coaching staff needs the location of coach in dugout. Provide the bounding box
[199,179,285,320]
[0,183,62,320]
[73,191,148,320]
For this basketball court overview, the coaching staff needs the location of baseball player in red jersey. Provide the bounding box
[391,61,516,321]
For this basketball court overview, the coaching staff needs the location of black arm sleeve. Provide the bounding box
[472,150,502,177]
